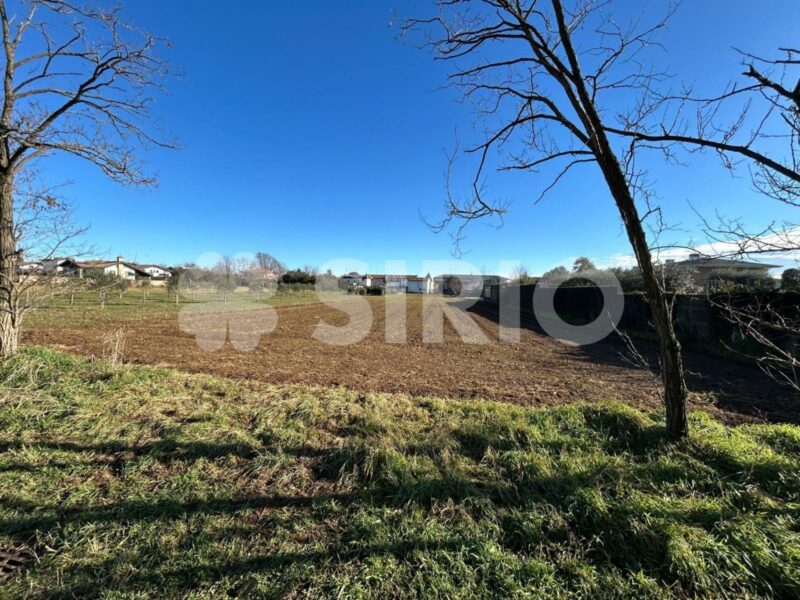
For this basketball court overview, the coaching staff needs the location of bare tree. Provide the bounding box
[230,255,254,280]
[648,48,800,390]
[255,251,286,277]
[606,46,799,208]
[572,257,595,273]
[710,292,800,392]
[212,256,237,286]
[509,264,531,283]
[10,166,86,325]
[0,0,173,357]
[405,0,691,435]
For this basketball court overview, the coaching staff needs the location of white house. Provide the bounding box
[17,256,175,285]
[18,261,43,274]
[77,257,149,281]
[137,264,173,280]
[362,273,433,294]
[407,274,434,294]
[385,275,408,294]
[362,274,386,289]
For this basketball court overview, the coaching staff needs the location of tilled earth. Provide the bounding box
[24,295,798,424]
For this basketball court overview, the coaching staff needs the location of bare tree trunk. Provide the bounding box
[546,1,688,437]
[405,0,752,438]
[595,153,688,437]
[0,0,175,355]
[0,171,18,358]
[0,312,17,356]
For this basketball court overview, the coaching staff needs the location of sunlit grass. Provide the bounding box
[1,347,799,598]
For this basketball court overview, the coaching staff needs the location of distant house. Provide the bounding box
[407,275,434,294]
[385,275,407,294]
[42,257,83,277]
[76,257,151,281]
[362,273,434,294]
[434,274,509,296]
[340,272,363,288]
[15,257,84,278]
[667,254,779,285]
[245,267,282,284]
[18,256,174,285]
[18,261,44,274]
[362,274,386,289]
[136,264,173,280]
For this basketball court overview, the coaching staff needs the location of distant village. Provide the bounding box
[19,256,174,285]
[17,255,514,295]
[17,252,787,295]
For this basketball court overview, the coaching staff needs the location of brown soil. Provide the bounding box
[23,296,798,424]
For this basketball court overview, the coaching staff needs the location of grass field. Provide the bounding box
[1,347,799,598]
[24,287,338,329]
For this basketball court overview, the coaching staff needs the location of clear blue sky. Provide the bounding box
[32,0,799,275]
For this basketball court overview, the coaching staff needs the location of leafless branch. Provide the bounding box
[0,0,174,355]
[404,0,694,435]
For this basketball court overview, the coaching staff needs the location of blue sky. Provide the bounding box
[29,0,799,275]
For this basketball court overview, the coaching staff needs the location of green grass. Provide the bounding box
[1,347,799,598]
[24,287,347,330]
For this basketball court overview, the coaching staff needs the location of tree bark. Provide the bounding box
[0,170,18,358]
[605,170,689,437]
[0,2,18,358]
[545,0,689,437]
[594,151,689,437]
[0,310,18,357]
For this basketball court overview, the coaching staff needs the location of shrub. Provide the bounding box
[281,269,316,285]
[781,268,800,291]
[707,271,777,292]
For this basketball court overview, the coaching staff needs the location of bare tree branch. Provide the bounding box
[405,0,691,436]
[0,0,174,356]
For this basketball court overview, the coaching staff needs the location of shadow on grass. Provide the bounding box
[30,536,477,600]
[0,438,259,469]
[2,406,799,599]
